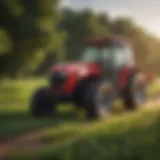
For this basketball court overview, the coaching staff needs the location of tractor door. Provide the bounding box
[101,47,114,81]
[101,45,135,82]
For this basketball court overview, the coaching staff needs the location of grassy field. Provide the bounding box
[0,78,79,140]
[0,78,160,160]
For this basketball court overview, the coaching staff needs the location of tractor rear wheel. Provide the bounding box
[122,74,147,111]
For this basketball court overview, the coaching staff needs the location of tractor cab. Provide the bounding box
[80,37,135,80]
[81,37,134,68]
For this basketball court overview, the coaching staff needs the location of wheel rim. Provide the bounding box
[97,89,111,115]
[135,90,146,104]
[132,78,146,105]
[101,95,111,110]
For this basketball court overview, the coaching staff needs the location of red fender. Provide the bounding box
[118,66,135,90]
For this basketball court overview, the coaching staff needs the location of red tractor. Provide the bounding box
[30,36,148,119]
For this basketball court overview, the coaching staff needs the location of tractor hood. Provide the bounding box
[50,62,100,77]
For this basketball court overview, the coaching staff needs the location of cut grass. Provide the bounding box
[5,109,160,160]
[0,78,160,160]
[0,78,76,140]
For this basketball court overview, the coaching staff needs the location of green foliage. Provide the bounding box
[0,1,160,76]
[0,0,66,77]
[0,28,12,54]
[59,9,111,60]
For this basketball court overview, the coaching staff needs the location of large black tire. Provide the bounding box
[83,82,112,119]
[30,87,56,117]
[122,74,146,111]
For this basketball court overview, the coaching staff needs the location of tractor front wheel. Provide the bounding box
[30,87,56,117]
[83,82,113,119]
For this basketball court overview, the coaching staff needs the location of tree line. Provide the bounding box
[0,0,160,77]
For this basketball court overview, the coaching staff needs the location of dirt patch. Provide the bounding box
[0,129,46,158]
[144,97,160,109]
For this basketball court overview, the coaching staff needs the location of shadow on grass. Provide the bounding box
[0,110,83,141]
[5,109,160,160]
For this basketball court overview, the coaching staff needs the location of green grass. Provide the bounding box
[0,78,160,160]
[6,109,160,160]
[0,78,77,140]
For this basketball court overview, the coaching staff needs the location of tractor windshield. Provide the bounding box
[80,45,134,67]
[81,46,112,62]
[80,46,100,62]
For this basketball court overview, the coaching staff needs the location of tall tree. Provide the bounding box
[60,9,111,60]
[0,0,66,77]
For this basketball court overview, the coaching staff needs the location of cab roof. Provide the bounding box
[86,36,128,46]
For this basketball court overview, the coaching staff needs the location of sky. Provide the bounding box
[60,0,160,37]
